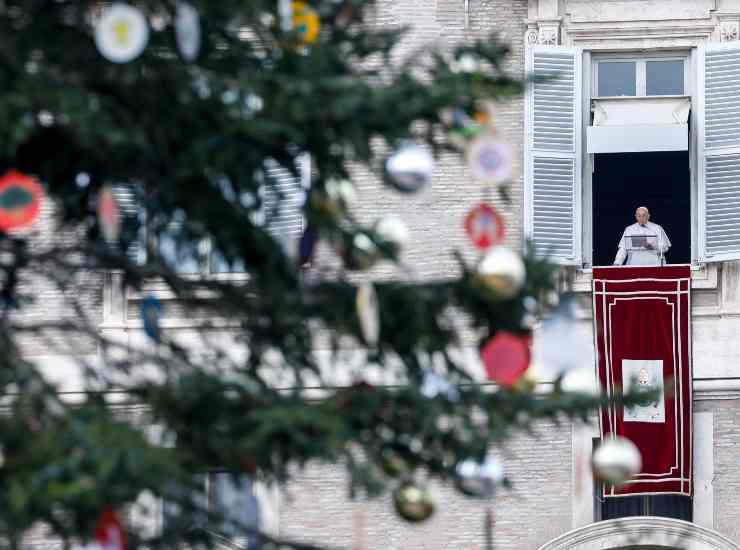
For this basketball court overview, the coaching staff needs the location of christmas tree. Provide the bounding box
[0,1,646,549]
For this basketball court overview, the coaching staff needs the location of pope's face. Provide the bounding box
[635,209,649,225]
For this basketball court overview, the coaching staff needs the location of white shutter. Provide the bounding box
[699,42,740,261]
[525,46,582,264]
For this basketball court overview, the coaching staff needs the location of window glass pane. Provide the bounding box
[598,61,636,96]
[646,60,684,95]
[211,473,260,535]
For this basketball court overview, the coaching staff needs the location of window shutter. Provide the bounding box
[699,42,740,262]
[262,156,306,239]
[525,46,582,264]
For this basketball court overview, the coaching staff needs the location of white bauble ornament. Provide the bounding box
[592,436,642,485]
[374,215,410,253]
[356,282,380,346]
[175,2,201,61]
[560,366,601,396]
[477,246,526,299]
[384,144,435,193]
[95,3,149,63]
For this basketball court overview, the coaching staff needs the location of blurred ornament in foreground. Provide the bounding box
[477,246,526,298]
[175,2,201,61]
[374,215,410,255]
[341,233,380,270]
[420,370,459,401]
[98,185,121,243]
[534,294,591,378]
[464,203,505,250]
[384,144,435,193]
[592,436,642,485]
[141,294,162,342]
[467,135,512,184]
[393,482,435,523]
[481,331,530,387]
[560,366,601,396]
[298,225,318,266]
[95,3,149,63]
[95,507,126,550]
[292,1,320,44]
[0,170,44,232]
[455,454,504,498]
[356,282,379,345]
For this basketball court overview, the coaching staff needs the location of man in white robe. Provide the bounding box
[613,206,671,266]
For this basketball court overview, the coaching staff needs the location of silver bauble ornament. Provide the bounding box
[592,436,642,485]
[477,246,526,299]
[393,482,435,523]
[454,455,504,498]
[384,144,435,193]
[374,215,410,255]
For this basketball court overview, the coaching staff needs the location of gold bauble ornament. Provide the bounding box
[476,246,526,298]
[393,482,435,523]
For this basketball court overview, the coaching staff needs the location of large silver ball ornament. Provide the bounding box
[454,455,504,498]
[477,246,526,299]
[592,436,642,485]
[384,144,435,193]
[393,482,435,523]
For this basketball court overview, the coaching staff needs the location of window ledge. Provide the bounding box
[572,263,718,292]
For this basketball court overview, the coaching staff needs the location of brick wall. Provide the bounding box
[279,421,572,550]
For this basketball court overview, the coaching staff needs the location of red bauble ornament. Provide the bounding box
[95,507,126,550]
[464,203,504,250]
[98,185,121,242]
[0,170,44,232]
[481,331,530,387]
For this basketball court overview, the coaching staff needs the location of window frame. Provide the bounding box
[582,48,695,268]
[592,52,690,99]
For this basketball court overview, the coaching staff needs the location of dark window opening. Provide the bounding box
[592,151,691,267]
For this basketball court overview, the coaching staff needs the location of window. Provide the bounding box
[111,157,307,275]
[594,56,687,97]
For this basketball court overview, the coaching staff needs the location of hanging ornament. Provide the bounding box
[0,170,44,232]
[356,282,380,346]
[480,331,530,387]
[393,482,435,523]
[374,215,410,256]
[592,436,642,485]
[140,294,162,342]
[476,246,526,299]
[420,370,459,401]
[383,144,435,193]
[467,135,512,184]
[174,3,201,61]
[95,507,126,550]
[464,203,505,250]
[341,233,380,270]
[298,225,318,267]
[292,1,320,45]
[455,454,504,498]
[533,293,592,378]
[95,3,149,64]
[97,185,121,243]
[560,366,601,396]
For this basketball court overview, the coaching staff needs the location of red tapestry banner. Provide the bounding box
[592,265,692,497]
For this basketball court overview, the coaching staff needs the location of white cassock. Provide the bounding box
[614,221,671,266]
